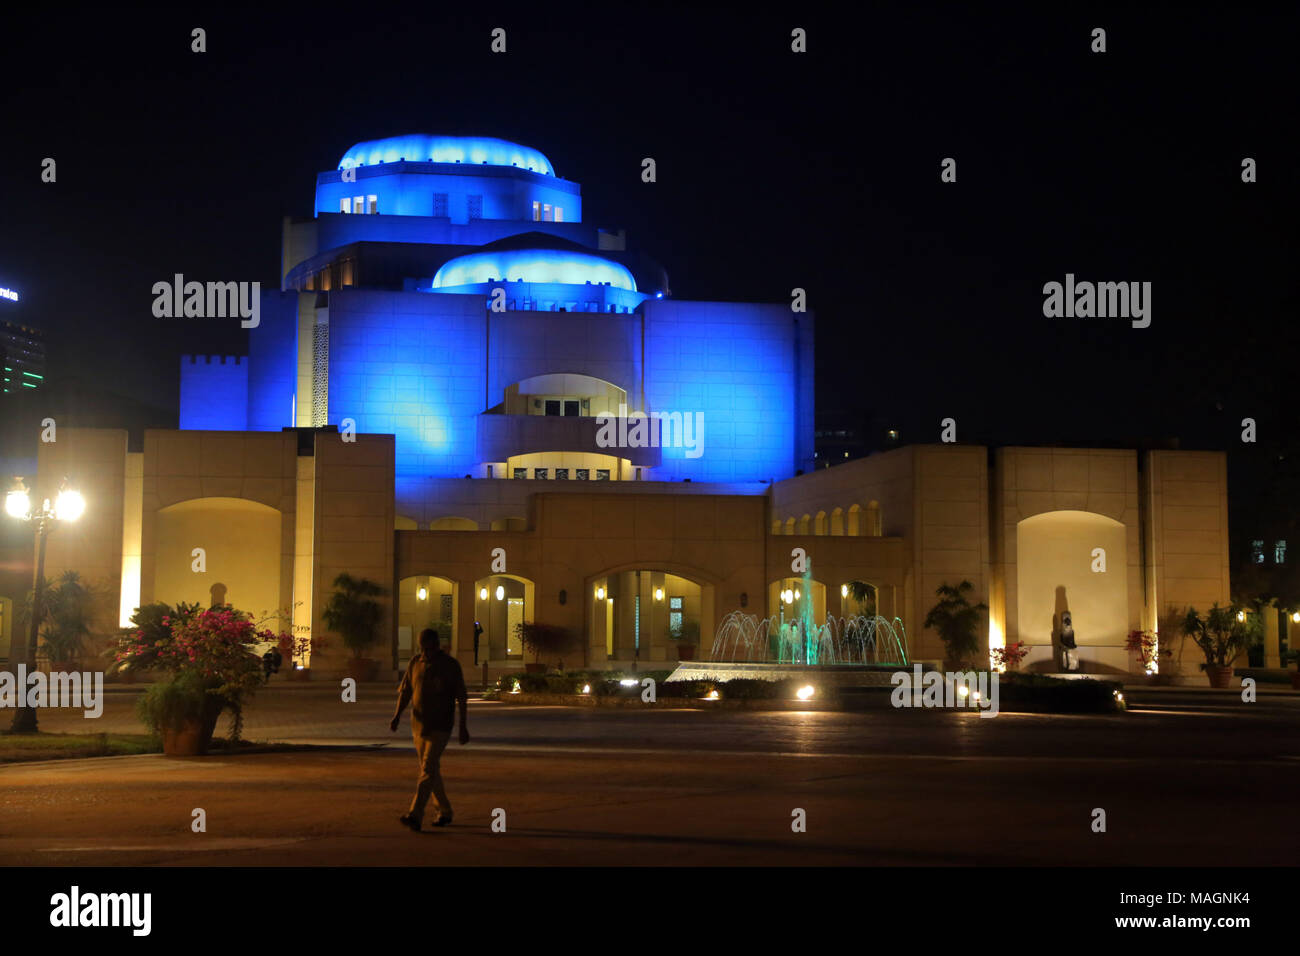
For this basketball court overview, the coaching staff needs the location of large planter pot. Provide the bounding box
[1289,670,1300,691]
[162,700,223,756]
[346,658,379,682]
[675,643,697,662]
[1204,665,1234,689]
[524,662,546,674]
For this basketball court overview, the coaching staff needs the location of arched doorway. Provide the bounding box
[397,575,457,668]
[473,574,535,664]
[588,568,714,665]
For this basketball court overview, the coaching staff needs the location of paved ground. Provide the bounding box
[2,686,1298,865]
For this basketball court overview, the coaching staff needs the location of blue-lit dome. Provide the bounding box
[432,249,637,292]
[339,135,554,176]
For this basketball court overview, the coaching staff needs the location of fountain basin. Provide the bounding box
[666,661,904,687]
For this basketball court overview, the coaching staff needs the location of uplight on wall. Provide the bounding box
[654,587,664,601]
[417,586,427,601]
[596,586,606,600]
[1293,611,1300,624]
[840,584,848,598]
[495,585,505,601]
[479,587,488,600]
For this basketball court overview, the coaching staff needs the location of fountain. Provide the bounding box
[667,564,910,688]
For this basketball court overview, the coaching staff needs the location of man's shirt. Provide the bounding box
[398,652,467,738]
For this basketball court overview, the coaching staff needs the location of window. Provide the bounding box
[467,195,483,220]
[433,193,449,217]
[554,207,563,222]
[513,468,527,480]
[576,469,590,481]
[340,197,352,214]
[1252,540,1266,564]
[596,469,610,480]
[534,468,548,480]
[1277,540,1288,564]
[543,203,552,221]
[669,596,683,637]
[556,468,569,480]
[532,200,540,221]
[354,195,364,213]
[367,195,378,214]
[544,400,561,416]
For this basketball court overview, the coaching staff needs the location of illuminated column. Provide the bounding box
[117,453,144,627]
[292,456,315,667]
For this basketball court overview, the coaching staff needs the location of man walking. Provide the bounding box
[391,627,469,830]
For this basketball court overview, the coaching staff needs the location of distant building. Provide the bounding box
[0,320,45,394]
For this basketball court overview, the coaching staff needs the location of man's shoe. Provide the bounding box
[399,814,421,831]
[431,813,453,827]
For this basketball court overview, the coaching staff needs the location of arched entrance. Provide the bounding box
[473,574,535,664]
[587,567,714,665]
[397,575,457,668]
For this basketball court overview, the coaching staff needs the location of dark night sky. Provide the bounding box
[1,4,1296,533]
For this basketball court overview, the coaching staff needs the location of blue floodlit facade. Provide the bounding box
[180,134,815,515]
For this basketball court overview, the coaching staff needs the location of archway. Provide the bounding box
[587,567,713,665]
[397,575,457,668]
[1016,510,1128,670]
[473,574,535,663]
[153,498,282,626]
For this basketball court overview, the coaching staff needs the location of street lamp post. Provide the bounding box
[5,476,85,734]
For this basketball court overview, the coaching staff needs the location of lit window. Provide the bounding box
[340,197,352,214]
[576,469,590,480]
[513,468,527,480]
[1277,540,1288,564]
[534,468,548,480]
[554,207,563,222]
[543,203,552,222]
[532,200,540,221]
[556,469,569,480]
[1252,540,1266,564]
[354,195,364,214]
[367,195,377,214]
[595,469,610,480]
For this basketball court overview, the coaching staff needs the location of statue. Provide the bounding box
[1059,609,1078,672]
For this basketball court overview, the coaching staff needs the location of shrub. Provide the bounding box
[136,670,223,735]
[998,673,1124,713]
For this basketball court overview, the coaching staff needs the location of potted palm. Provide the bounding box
[1181,604,1252,689]
[1283,650,1300,691]
[515,621,573,673]
[670,620,700,661]
[923,580,988,669]
[321,573,386,682]
[23,571,100,671]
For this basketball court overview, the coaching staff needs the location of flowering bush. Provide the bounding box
[115,604,290,742]
[991,641,1030,670]
[1125,629,1160,672]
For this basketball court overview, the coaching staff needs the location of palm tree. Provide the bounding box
[922,580,988,668]
[31,571,100,666]
[321,573,386,660]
